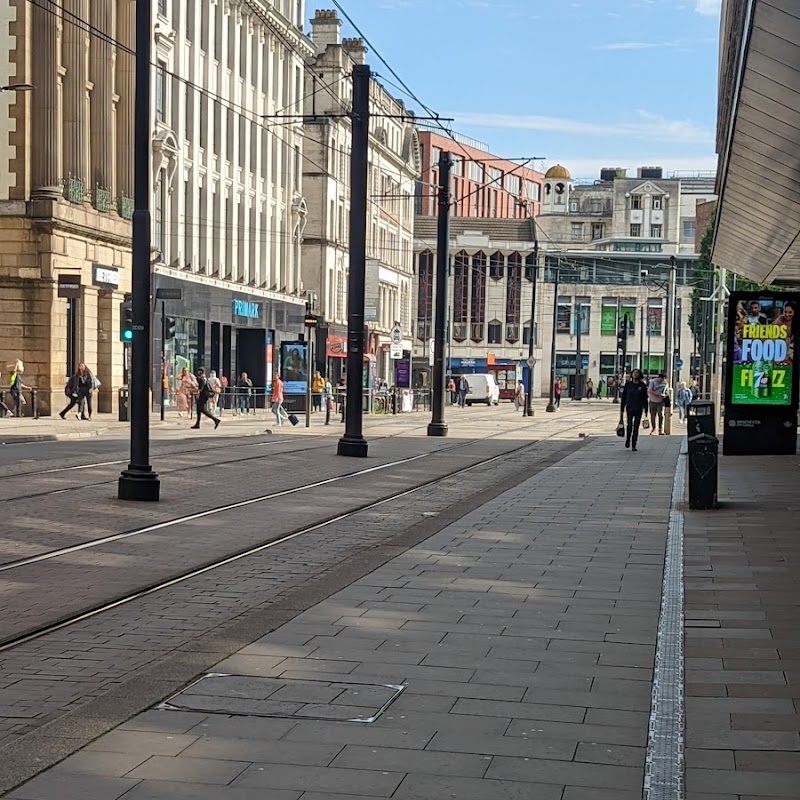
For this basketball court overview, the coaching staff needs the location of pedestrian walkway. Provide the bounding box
[4,430,683,799]
[683,451,800,798]
[5,431,798,799]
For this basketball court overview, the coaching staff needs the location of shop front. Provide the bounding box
[152,274,305,410]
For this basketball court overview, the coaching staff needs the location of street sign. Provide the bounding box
[390,343,403,359]
[428,338,435,366]
[676,358,684,368]
[390,324,403,344]
[304,313,318,328]
[155,288,183,300]
[527,356,537,368]
[581,355,590,368]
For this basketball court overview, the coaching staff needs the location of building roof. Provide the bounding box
[544,164,571,180]
[414,216,535,245]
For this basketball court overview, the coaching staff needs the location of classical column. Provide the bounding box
[31,0,62,198]
[115,0,135,200]
[90,0,116,195]
[62,0,90,194]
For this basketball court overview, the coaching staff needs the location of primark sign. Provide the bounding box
[232,298,262,320]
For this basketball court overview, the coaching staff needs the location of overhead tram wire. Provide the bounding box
[29,0,352,126]
[32,0,430,239]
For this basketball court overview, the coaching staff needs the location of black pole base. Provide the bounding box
[545,403,557,413]
[427,422,449,437]
[337,436,368,458]
[118,468,161,502]
[572,397,583,402]
[525,408,534,417]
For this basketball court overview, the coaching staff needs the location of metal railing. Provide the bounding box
[0,387,39,419]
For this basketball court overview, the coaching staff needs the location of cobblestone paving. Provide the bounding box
[4,425,683,799]
[0,405,616,786]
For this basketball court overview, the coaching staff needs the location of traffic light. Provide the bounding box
[120,298,133,342]
[616,313,630,352]
[165,316,177,340]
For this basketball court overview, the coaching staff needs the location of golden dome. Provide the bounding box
[545,164,571,180]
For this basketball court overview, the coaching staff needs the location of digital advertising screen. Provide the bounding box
[728,293,797,407]
[281,342,308,394]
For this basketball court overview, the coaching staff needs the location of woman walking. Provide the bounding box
[514,381,525,411]
[675,381,692,424]
[271,374,285,426]
[190,369,221,429]
[176,367,197,418]
[59,363,95,420]
[620,369,648,451]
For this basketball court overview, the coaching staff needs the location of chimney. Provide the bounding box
[310,9,341,54]
[343,37,368,65]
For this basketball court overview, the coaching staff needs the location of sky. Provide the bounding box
[328,0,722,180]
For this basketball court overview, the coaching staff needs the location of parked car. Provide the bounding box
[464,373,501,406]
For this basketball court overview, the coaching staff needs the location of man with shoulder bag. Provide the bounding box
[191,368,221,430]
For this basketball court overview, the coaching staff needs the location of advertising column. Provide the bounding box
[724,292,799,455]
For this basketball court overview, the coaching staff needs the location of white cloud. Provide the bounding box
[694,0,721,15]
[451,110,714,146]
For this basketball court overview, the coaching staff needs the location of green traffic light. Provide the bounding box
[123,330,133,342]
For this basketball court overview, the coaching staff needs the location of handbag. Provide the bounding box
[616,420,625,437]
[643,418,650,429]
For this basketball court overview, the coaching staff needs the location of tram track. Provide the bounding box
[0,422,439,503]
[0,419,591,655]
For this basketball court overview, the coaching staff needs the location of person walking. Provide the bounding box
[514,381,526,411]
[620,368,648,451]
[586,378,594,399]
[597,379,605,400]
[176,367,198,418]
[191,368,220,429]
[447,377,456,405]
[237,371,253,415]
[554,379,562,408]
[676,381,692,424]
[59,363,94,420]
[271,374,286,426]
[207,370,222,416]
[647,372,667,435]
[311,370,326,411]
[457,376,469,408]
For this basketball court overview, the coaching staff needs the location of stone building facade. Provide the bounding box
[301,9,420,383]
[0,0,310,415]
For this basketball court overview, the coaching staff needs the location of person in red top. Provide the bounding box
[554,378,563,408]
[271,375,285,426]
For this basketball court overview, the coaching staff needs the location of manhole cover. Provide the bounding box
[159,674,404,723]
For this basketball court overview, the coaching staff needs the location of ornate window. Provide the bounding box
[505,253,522,343]
[453,251,469,343]
[471,252,487,342]
[416,251,433,342]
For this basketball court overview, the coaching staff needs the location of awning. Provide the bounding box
[713,0,800,285]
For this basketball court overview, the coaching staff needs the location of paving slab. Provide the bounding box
[683,451,800,800]
[1,431,684,799]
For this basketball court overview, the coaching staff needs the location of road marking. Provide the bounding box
[644,439,687,800]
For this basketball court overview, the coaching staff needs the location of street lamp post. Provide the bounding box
[516,199,539,417]
[427,151,452,437]
[118,0,159,501]
[573,310,584,401]
[545,262,560,413]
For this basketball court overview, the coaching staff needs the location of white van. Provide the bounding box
[464,373,500,406]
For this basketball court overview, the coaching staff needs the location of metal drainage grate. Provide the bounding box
[159,674,405,724]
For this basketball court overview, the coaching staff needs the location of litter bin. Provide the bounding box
[687,399,715,438]
[119,386,129,422]
[688,432,719,510]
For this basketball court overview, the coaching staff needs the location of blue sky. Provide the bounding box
[329,0,722,180]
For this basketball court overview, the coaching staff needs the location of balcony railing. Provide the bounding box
[63,175,85,204]
[118,194,134,220]
[93,185,112,212]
